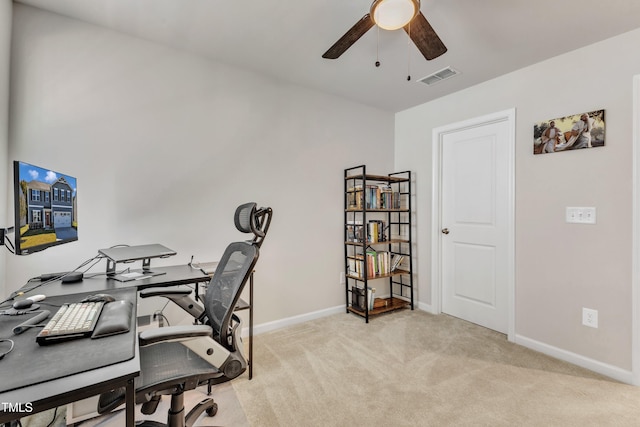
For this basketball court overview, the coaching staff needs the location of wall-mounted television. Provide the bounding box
[13,161,78,255]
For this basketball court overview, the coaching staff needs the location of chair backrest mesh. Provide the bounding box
[205,241,259,349]
[234,202,256,234]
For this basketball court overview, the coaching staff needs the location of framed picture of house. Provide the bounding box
[533,109,605,155]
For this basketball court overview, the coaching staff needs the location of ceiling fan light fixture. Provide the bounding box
[371,0,419,30]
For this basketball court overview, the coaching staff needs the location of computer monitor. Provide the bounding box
[13,161,78,255]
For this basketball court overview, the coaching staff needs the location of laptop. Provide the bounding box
[98,244,176,263]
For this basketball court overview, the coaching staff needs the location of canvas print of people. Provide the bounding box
[533,110,605,155]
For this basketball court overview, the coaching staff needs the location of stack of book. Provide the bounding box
[367,220,386,243]
[346,185,363,209]
[346,184,401,210]
[346,220,364,243]
[347,256,364,279]
[348,251,406,279]
[350,286,376,311]
[346,220,387,243]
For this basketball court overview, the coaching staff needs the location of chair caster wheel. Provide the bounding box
[206,402,218,417]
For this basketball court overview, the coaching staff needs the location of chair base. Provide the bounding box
[136,397,218,427]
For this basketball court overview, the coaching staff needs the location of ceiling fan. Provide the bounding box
[322,0,447,61]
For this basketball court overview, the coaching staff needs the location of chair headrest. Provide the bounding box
[234,202,272,248]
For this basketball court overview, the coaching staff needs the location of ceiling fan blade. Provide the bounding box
[322,14,375,59]
[404,12,447,60]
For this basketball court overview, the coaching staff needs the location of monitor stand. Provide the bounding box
[112,269,166,282]
[102,244,176,282]
[109,257,167,282]
[111,258,167,282]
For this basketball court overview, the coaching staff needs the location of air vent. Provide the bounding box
[418,67,459,86]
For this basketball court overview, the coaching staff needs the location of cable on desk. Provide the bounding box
[0,339,15,360]
[2,254,106,306]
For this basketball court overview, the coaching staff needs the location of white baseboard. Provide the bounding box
[417,301,436,314]
[515,334,634,384]
[245,300,435,338]
[242,305,345,337]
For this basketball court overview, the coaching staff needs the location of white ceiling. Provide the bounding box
[13,0,640,112]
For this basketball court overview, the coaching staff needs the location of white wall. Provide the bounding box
[0,0,12,299]
[5,5,395,324]
[396,28,640,374]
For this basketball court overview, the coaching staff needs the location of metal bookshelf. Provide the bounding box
[344,165,413,323]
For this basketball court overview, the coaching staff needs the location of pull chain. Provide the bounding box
[375,25,381,67]
[406,22,411,81]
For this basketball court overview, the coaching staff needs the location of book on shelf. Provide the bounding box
[391,254,405,272]
[348,250,406,278]
[347,220,387,243]
[347,255,364,279]
[346,220,364,243]
[367,287,375,310]
[364,249,392,277]
[347,185,363,209]
[348,183,401,211]
[350,286,376,311]
[379,185,401,210]
[367,220,386,243]
[351,286,366,311]
[366,184,402,210]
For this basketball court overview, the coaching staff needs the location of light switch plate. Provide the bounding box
[566,207,596,224]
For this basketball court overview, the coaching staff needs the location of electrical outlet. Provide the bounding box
[339,272,346,285]
[582,307,598,328]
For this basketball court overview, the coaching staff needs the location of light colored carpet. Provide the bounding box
[16,309,640,426]
[232,309,640,426]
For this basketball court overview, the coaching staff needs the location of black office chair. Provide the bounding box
[97,240,259,427]
[143,202,273,323]
[98,203,273,427]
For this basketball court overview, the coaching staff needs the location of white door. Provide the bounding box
[434,110,514,335]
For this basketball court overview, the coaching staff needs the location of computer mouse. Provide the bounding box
[12,294,46,309]
[12,299,34,309]
[81,294,116,303]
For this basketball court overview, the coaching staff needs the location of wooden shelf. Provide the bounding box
[346,269,410,281]
[348,297,409,317]
[345,238,410,246]
[345,208,409,213]
[345,174,409,183]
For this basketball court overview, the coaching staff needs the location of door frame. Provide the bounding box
[431,108,516,342]
[632,75,640,386]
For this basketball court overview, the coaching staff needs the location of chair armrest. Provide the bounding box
[139,286,205,321]
[139,286,193,298]
[139,324,212,346]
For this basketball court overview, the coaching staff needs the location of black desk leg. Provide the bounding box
[249,271,253,380]
[125,378,135,426]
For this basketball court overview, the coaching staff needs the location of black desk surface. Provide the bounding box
[0,288,139,422]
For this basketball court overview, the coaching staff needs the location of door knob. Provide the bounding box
[442,228,449,235]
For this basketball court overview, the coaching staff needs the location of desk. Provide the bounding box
[0,288,139,426]
[0,264,210,426]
